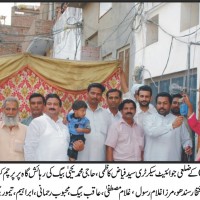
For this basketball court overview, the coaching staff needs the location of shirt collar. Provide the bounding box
[86,102,103,111]
[43,113,63,123]
[157,112,173,119]
[119,118,137,127]
[106,108,121,116]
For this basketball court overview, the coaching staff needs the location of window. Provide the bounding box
[146,14,159,46]
[172,77,184,87]
[99,3,112,18]
[180,3,199,32]
[117,46,130,87]
[150,81,159,105]
[160,79,170,93]
[147,72,197,109]
[14,11,25,15]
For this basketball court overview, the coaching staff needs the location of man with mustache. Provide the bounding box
[105,99,144,161]
[134,85,157,127]
[77,83,111,161]
[0,97,27,161]
[24,93,83,161]
[106,89,122,122]
[143,92,192,161]
[21,93,45,126]
[171,93,183,116]
[171,93,193,161]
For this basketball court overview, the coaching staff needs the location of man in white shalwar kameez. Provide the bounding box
[77,83,111,161]
[143,92,192,161]
[24,93,83,161]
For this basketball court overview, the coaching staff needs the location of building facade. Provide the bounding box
[53,3,82,60]
[0,3,55,57]
[53,2,137,88]
[0,4,38,56]
[53,2,199,108]
[53,2,200,155]
[134,2,199,155]
[134,3,198,105]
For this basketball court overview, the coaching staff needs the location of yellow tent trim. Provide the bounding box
[0,53,120,91]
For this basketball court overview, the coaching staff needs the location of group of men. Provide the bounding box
[0,82,196,161]
[106,85,193,161]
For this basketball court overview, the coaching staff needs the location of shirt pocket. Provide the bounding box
[118,132,130,145]
[14,139,24,153]
[98,118,109,136]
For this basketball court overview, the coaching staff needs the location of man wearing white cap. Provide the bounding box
[130,83,144,102]
[119,66,144,101]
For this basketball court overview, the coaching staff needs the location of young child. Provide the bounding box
[67,100,91,161]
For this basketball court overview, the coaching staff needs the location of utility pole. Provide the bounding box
[186,43,190,95]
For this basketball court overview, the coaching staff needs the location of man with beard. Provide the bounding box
[106,89,122,122]
[143,92,192,161]
[24,93,83,161]
[21,93,45,126]
[0,97,27,161]
[171,93,193,161]
[134,85,157,127]
[171,94,183,116]
[77,83,111,161]
[105,99,144,161]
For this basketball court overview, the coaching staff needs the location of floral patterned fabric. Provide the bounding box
[0,66,120,120]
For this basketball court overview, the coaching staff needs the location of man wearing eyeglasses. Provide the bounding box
[0,97,27,161]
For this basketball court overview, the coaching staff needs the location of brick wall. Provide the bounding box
[21,19,54,52]
[11,6,39,28]
[81,46,100,61]
[0,6,38,56]
[34,20,54,34]
[0,43,20,55]
[0,6,53,56]
[11,15,38,28]
[0,25,29,56]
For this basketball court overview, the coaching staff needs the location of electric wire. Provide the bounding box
[146,19,200,45]
[101,2,140,45]
[143,68,158,88]
[160,36,174,81]
[100,3,144,57]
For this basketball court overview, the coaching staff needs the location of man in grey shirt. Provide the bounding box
[21,93,45,126]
